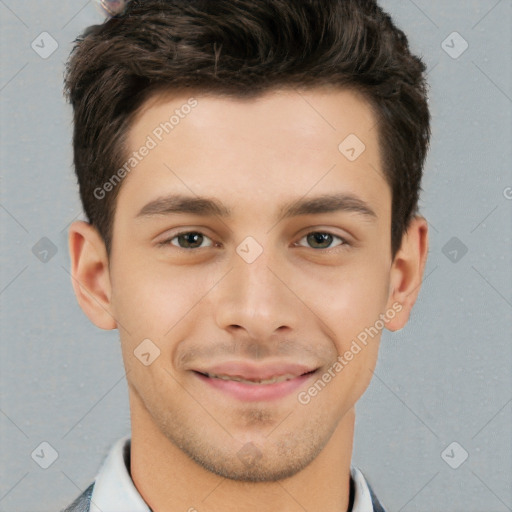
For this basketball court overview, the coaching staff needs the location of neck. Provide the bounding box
[129,391,355,512]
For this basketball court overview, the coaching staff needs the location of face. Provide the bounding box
[107,87,396,481]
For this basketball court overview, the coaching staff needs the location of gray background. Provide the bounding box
[0,1,511,511]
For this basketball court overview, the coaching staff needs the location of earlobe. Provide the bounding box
[68,220,117,330]
[385,216,429,332]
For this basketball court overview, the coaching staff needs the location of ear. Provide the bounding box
[68,220,117,330]
[385,216,429,331]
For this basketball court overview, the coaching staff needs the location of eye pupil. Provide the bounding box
[307,232,333,249]
[179,232,203,248]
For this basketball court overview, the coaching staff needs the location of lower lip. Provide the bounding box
[193,371,317,402]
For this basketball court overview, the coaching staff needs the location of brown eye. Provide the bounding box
[159,231,213,249]
[296,232,346,250]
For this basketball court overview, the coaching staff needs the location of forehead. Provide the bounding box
[118,86,389,221]
[134,85,377,147]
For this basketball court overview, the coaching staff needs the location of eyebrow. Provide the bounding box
[136,192,377,221]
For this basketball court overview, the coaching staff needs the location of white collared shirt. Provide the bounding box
[90,436,377,512]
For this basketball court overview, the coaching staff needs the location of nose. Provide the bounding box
[212,242,301,341]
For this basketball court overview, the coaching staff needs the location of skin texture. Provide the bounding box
[68,87,428,512]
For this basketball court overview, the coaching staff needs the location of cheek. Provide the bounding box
[110,259,176,340]
[110,262,192,389]
[306,266,388,408]
[297,259,390,345]
[110,257,217,344]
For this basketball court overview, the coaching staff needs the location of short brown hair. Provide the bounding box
[64,0,431,258]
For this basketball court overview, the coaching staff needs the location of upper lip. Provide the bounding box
[192,361,318,381]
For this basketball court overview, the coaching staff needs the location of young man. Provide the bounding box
[62,0,430,510]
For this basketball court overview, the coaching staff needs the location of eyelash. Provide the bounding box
[157,230,350,252]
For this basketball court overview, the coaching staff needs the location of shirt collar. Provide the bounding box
[90,436,376,512]
[90,435,147,512]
